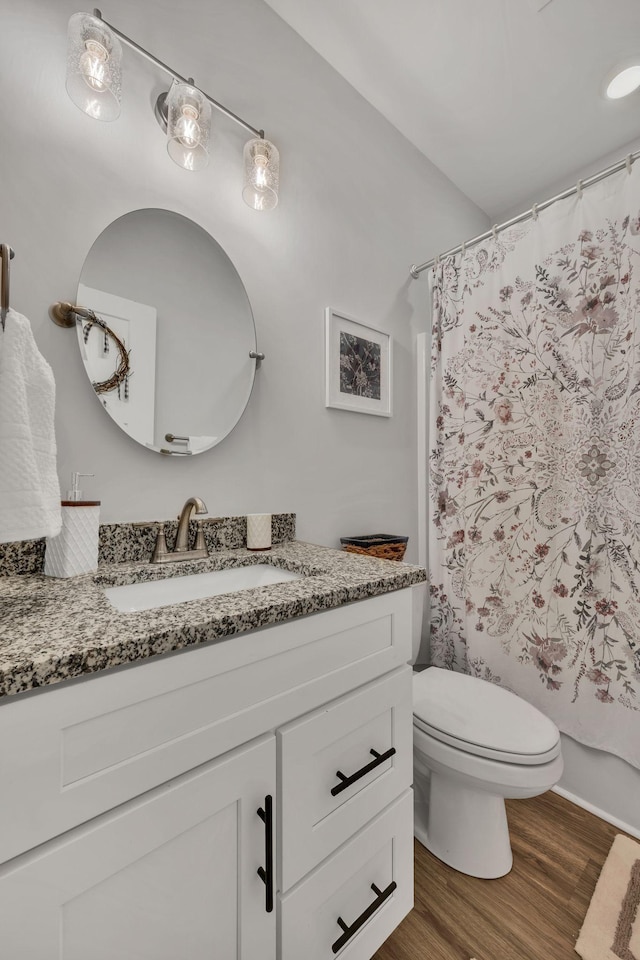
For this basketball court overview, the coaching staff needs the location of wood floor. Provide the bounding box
[373,791,627,960]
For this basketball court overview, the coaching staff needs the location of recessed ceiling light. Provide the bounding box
[606,64,640,100]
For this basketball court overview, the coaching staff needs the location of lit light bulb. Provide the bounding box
[79,39,111,92]
[174,104,201,148]
[253,153,269,189]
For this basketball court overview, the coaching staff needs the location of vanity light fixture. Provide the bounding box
[65,9,280,208]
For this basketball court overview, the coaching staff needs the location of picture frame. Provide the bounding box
[324,308,392,417]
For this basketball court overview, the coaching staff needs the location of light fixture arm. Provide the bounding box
[91,8,265,139]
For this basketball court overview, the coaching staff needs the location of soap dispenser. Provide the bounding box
[44,473,101,578]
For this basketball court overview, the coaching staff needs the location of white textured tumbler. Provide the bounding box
[247,513,272,551]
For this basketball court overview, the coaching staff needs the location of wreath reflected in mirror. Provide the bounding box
[80,310,131,397]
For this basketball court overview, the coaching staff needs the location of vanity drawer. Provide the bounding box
[278,667,413,890]
[0,590,413,864]
[279,789,413,960]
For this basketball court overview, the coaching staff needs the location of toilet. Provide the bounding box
[412,666,563,879]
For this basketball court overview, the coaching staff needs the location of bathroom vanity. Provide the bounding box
[0,539,425,959]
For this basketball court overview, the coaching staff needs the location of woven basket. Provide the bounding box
[340,534,408,562]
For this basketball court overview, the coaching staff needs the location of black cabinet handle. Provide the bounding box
[331,880,397,953]
[331,747,396,797]
[256,795,273,913]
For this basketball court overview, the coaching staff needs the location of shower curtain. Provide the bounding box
[429,166,640,769]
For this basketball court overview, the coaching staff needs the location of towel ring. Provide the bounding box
[49,300,131,395]
[49,300,81,328]
[1,244,15,331]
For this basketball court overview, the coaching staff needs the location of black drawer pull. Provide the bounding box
[331,880,397,953]
[256,795,273,913]
[331,747,396,797]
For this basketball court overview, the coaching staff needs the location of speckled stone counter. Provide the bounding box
[0,541,426,699]
[0,513,297,575]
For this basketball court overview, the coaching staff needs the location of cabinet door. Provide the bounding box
[0,735,276,960]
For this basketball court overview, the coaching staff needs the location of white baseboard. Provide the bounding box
[552,785,640,840]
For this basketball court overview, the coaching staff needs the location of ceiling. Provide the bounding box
[262,0,640,219]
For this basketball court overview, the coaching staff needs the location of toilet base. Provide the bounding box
[414,770,513,879]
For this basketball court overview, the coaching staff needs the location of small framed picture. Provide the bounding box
[325,308,392,417]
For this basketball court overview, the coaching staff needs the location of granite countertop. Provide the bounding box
[0,541,426,699]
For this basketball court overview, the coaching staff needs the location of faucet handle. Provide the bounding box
[194,520,206,552]
[151,522,169,563]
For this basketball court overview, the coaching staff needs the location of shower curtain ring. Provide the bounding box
[532,203,538,221]
[626,154,634,175]
[577,180,583,199]
[492,224,498,240]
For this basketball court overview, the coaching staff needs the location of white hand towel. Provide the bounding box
[0,308,61,543]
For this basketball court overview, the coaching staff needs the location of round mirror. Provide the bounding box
[75,208,258,455]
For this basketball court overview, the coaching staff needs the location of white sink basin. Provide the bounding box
[104,564,304,613]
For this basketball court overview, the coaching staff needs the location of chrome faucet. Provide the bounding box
[151,496,210,563]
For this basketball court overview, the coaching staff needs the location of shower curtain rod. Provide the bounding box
[409,148,640,278]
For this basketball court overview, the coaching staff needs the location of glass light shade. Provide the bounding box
[243,138,279,211]
[166,82,212,171]
[66,12,122,121]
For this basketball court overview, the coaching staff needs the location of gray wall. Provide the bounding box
[0,0,487,558]
[500,133,640,223]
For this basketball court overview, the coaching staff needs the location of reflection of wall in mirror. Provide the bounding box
[78,284,157,448]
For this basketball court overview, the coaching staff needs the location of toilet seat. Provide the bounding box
[413,668,561,766]
[413,715,561,764]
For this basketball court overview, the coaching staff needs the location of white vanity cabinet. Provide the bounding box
[0,588,416,959]
[0,736,276,960]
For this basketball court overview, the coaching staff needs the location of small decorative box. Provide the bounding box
[340,534,408,562]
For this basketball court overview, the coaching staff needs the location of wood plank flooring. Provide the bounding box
[373,790,627,960]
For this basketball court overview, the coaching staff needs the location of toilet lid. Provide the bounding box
[413,668,560,761]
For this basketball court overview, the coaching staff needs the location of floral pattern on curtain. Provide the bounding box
[429,169,640,768]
